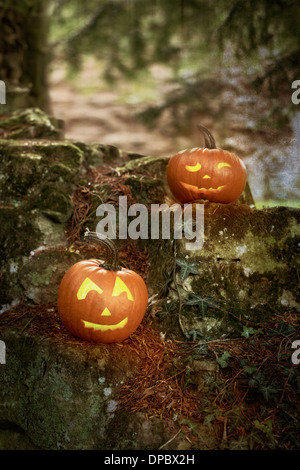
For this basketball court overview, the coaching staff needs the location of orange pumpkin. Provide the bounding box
[167,125,247,204]
[57,232,148,343]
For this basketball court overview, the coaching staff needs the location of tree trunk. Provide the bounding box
[0,0,51,113]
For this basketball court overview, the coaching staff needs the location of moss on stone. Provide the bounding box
[0,139,83,209]
[18,249,84,304]
[0,207,42,264]
[0,108,64,140]
[28,266,58,288]
[125,175,166,204]
[116,154,170,180]
[0,135,85,311]
[0,314,142,450]
[39,187,74,224]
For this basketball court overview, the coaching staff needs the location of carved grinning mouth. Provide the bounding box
[82,317,128,331]
[180,181,226,194]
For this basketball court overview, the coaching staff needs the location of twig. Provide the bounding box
[213,368,244,404]
[19,314,38,334]
[158,427,183,450]
[222,415,228,442]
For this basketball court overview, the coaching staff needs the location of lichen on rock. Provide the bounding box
[143,202,300,339]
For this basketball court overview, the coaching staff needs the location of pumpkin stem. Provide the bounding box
[84,229,121,271]
[197,124,217,149]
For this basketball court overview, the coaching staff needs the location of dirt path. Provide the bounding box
[49,59,189,158]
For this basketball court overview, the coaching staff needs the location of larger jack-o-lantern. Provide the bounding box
[57,231,148,343]
[167,125,247,204]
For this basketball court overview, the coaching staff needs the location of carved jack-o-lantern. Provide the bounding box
[167,125,247,204]
[57,232,148,343]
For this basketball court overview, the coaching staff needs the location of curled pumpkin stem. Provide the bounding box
[84,229,121,271]
[197,124,217,149]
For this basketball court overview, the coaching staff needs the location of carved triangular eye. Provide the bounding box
[77,278,103,300]
[112,276,134,301]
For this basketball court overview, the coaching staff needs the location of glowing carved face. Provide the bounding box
[181,161,232,195]
[57,259,148,343]
[77,276,133,331]
[166,147,247,204]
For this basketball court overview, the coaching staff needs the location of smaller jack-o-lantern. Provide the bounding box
[57,231,148,343]
[167,125,247,204]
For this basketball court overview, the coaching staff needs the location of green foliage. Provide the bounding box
[253,419,276,446]
[175,258,199,281]
[241,325,263,339]
[239,359,258,375]
[51,0,204,77]
[248,371,280,402]
[216,350,231,368]
[185,293,218,316]
[50,0,300,95]
[192,342,210,358]
[184,328,204,342]
[156,299,177,321]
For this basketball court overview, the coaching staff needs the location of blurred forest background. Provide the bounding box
[1,0,300,205]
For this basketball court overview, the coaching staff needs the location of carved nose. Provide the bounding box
[203,175,211,179]
[101,307,112,316]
